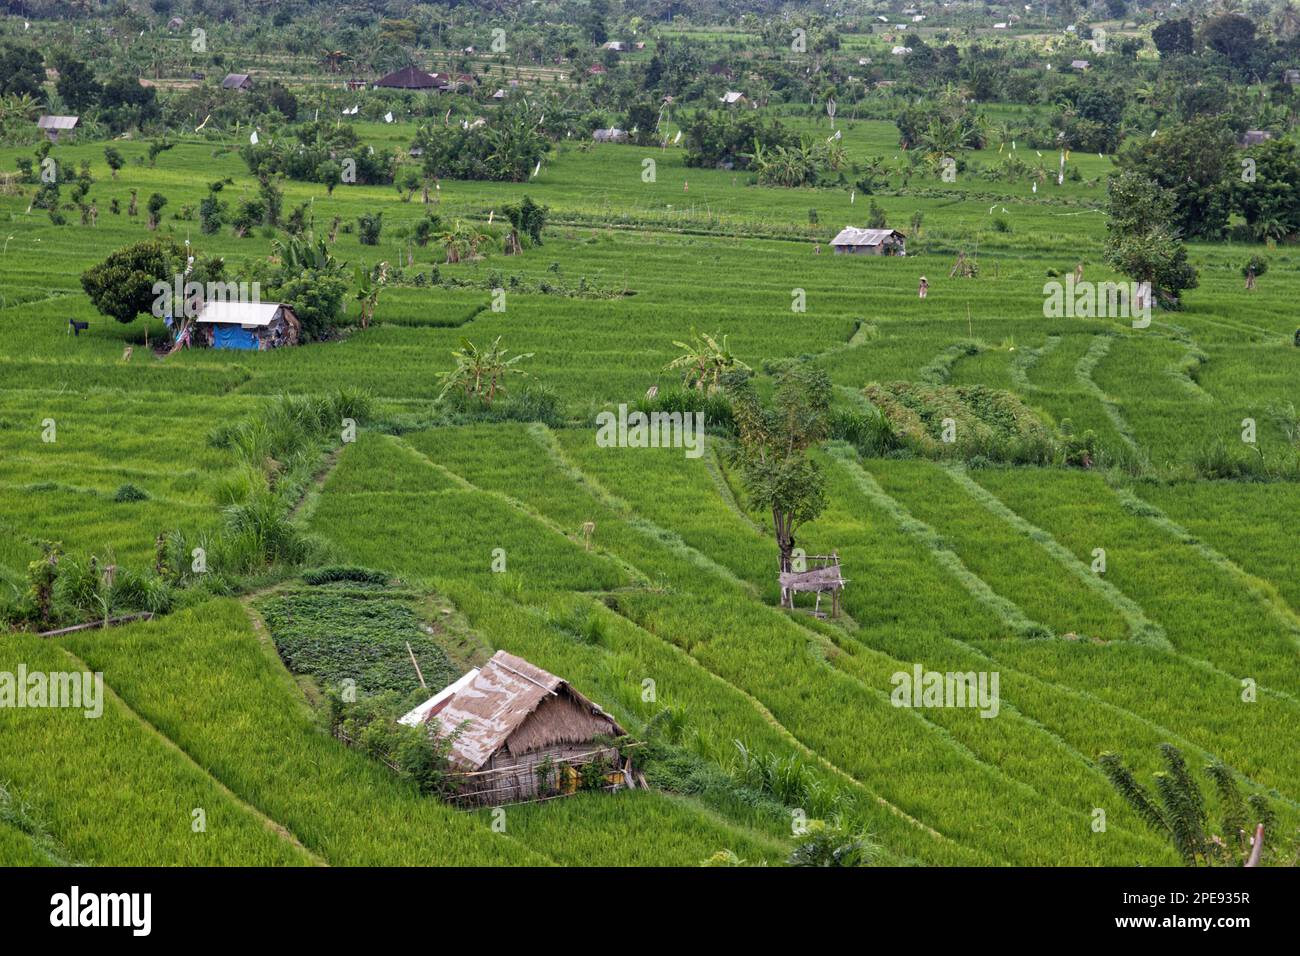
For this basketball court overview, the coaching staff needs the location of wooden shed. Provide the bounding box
[221,73,253,91]
[195,301,300,350]
[830,226,906,255]
[400,651,632,807]
[37,115,78,143]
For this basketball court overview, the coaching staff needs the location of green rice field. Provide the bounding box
[1,106,1297,868]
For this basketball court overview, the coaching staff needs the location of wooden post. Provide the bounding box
[406,642,427,689]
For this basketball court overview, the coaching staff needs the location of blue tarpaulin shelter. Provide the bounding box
[213,325,259,350]
[195,301,300,350]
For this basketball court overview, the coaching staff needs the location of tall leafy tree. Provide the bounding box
[1118,119,1235,239]
[0,43,45,99]
[1200,13,1258,72]
[80,238,222,324]
[1103,171,1198,308]
[729,364,832,574]
[1152,18,1194,57]
[53,55,101,112]
[1234,139,1300,241]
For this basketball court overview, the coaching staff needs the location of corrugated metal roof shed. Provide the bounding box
[398,668,480,727]
[37,115,79,130]
[195,301,284,327]
[830,227,905,247]
[412,650,624,771]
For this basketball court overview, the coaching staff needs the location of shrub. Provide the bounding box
[787,819,879,867]
[1241,254,1268,279]
[357,212,383,245]
[302,566,392,587]
[331,690,462,798]
[112,482,149,502]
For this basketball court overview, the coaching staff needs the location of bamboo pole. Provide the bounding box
[38,612,153,638]
[406,641,427,689]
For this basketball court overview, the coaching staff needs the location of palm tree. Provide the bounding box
[272,231,341,275]
[987,120,1015,154]
[0,93,41,129]
[1100,744,1282,867]
[354,262,387,329]
[320,49,352,74]
[437,336,533,406]
[437,219,489,263]
[664,331,751,393]
[1275,2,1300,40]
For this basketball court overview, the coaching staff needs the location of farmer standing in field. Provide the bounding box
[918,276,929,299]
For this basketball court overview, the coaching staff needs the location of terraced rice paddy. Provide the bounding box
[1,114,1297,867]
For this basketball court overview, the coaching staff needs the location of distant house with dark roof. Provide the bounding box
[1285,69,1300,85]
[830,227,906,256]
[375,66,443,90]
[37,115,78,143]
[221,73,252,91]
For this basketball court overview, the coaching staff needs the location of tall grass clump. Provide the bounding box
[430,384,563,428]
[158,389,374,588]
[633,386,736,434]
[829,405,899,457]
[865,381,1056,465]
[0,542,175,632]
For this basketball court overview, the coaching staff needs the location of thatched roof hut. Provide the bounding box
[400,650,630,806]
